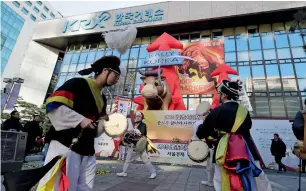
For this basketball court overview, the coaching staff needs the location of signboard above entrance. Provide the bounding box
[62,8,164,33]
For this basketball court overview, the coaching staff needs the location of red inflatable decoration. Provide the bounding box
[210,63,238,109]
[133,32,186,110]
[146,32,183,52]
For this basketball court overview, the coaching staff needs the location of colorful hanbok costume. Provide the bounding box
[37,56,121,191]
[197,80,272,191]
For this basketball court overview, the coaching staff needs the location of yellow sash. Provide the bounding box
[215,104,248,191]
[37,156,66,191]
[147,138,159,154]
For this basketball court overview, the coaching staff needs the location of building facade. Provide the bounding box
[18,1,306,119]
[1,1,62,80]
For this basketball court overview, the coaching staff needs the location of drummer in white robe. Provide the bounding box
[190,101,215,187]
[117,111,157,179]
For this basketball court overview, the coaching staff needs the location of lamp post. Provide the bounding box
[1,77,24,113]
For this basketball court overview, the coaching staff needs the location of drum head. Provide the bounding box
[187,141,209,163]
[102,113,128,138]
[196,101,211,116]
[135,137,147,153]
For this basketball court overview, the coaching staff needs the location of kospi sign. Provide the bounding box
[62,8,164,33]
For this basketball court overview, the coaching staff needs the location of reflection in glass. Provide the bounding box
[236,34,248,51]
[280,64,294,77]
[55,74,66,89]
[78,52,88,64]
[289,33,303,47]
[237,51,249,62]
[121,49,130,60]
[129,48,139,60]
[86,52,96,63]
[62,53,72,65]
[76,64,85,71]
[277,48,291,59]
[139,46,148,59]
[250,50,262,61]
[297,79,306,91]
[225,52,236,62]
[113,50,120,57]
[249,35,261,50]
[263,49,276,60]
[60,64,69,72]
[95,50,104,61]
[261,32,275,49]
[252,65,266,92]
[275,34,289,48]
[295,63,306,78]
[255,97,269,116]
[291,47,306,58]
[224,37,236,52]
[270,97,286,117]
[285,97,300,117]
[266,64,281,92]
[68,64,77,72]
[238,66,251,91]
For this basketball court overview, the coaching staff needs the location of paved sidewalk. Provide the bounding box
[19,159,306,191]
[92,160,306,191]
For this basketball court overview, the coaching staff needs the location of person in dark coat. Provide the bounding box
[270,133,287,173]
[1,110,23,131]
[23,115,43,157]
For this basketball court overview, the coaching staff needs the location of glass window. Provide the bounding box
[70,53,80,64]
[33,6,39,13]
[113,50,120,57]
[295,63,306,78]
[285,97,301,117]
[224,36,236,52]
[55,74,66,89]
[277,48,291,59]
[261,32,275,49]
[86,51,96,63]
[121,49,130,60]
[236,34,248,51]
[263,49,276,60]
[255,97,270,116]
[76,64,85,71]
[250,50,262,61]
[12,1,20,8]
[68,64,77,72]
[139,46,148,59]
[297,79,306,91]
[129,48,139,60]
[78,52,88,64]
[252,65,266,92]
[289,33,303,47]
[275,34,289,48]
[237,51,249,62]
[21,7,29,15]
[95,49,104,61]
[41,13,46,20]
[249,34,261,50]
[270,97,286,117]
[238,66,251,90]
[50,12,55,18]
[43,6,49,12]
[291,47,306,58]
[225,52,236,62]
[37,1,42,5]
[25,1,32,7]
[280,64,295,77]
[62,53,72,65]
[60,65,69,72]
[30,14,36,22]
[266,65,281,92]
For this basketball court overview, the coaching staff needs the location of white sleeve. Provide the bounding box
[48,105,85,131]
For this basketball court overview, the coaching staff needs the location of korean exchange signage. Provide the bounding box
[62,8,164,33]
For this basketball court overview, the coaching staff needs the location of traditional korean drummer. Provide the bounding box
[37,56,121,191]
[117,111,157,179]
[190,101,216,187]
